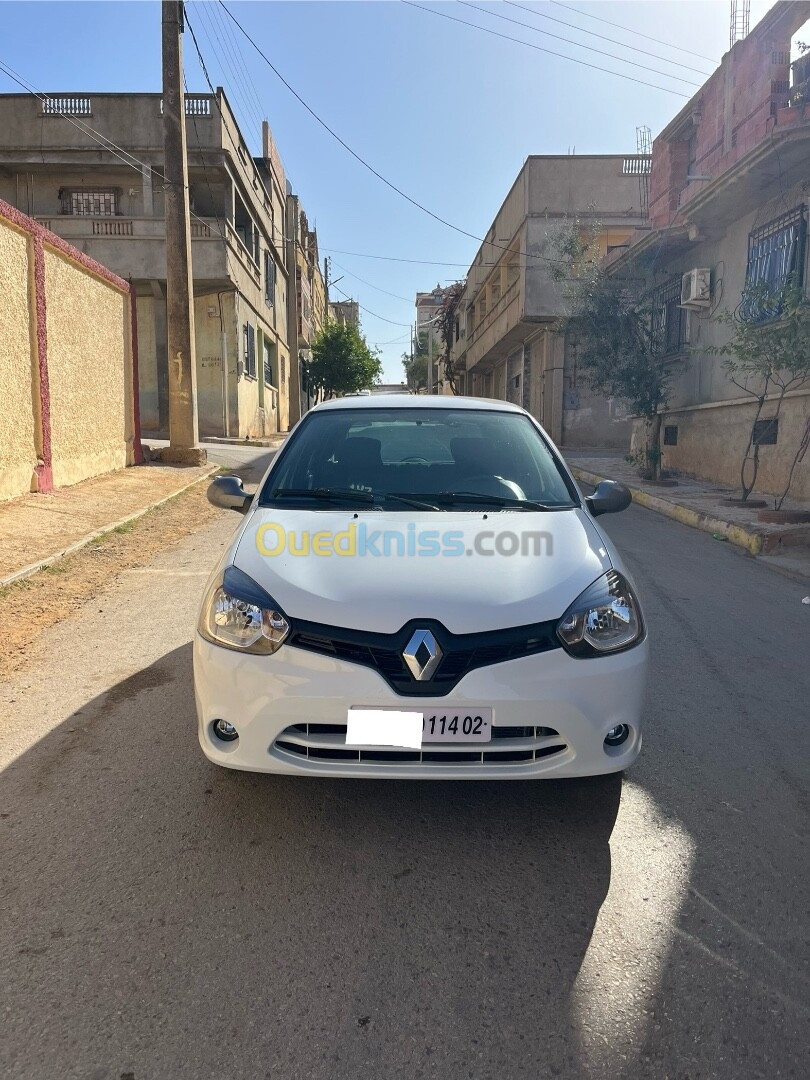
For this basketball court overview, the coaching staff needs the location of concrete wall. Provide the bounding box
[44,248,131,487]
[0,218,38,500]
[0,199,139,501]
[631,394,810,500]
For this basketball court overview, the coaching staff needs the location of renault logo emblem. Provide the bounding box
[403,629,442,681]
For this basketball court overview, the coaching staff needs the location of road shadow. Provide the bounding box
[592,504,810,1079]
[0,644,620,1080]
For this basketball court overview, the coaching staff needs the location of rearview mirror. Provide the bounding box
[585,480,632,517]
[207,475,251,513]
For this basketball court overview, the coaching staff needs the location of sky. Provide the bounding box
[0,0,785,379]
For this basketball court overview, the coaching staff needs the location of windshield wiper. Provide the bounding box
[382,493,445,511]
[435,491,567,511]
[271,487,375,505]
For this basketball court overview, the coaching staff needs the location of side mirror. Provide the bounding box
[207,475,251,513]
[585,480,632,517]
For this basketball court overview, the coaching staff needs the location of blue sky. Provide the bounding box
[0,1,779,379]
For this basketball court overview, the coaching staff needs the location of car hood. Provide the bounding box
[233,507,612,634]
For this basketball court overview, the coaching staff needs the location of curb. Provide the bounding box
[204,436,287,448]
[0,465,219,590]
[571,467,765,555]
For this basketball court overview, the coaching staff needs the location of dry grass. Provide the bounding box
[0,484,221,681]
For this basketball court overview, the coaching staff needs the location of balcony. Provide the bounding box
[34,214,256,286]
[465,277,524,372]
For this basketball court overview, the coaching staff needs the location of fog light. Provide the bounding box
[604,724,630,747]
[213,719,239,743]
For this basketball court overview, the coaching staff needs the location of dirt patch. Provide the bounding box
[0,485,222,682]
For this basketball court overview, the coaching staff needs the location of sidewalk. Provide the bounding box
[565,450,810,579]
[0,461,217,586]
[142,431,288,451]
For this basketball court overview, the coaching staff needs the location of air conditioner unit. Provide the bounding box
[680,267,711,308]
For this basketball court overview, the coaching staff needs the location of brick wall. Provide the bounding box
[648,1,809,227]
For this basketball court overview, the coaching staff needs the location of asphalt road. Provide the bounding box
[1,491,808,1079]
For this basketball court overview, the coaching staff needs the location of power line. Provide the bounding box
[331,284,412,327]
[206,0,265,130]
[0,56,480,274]
[402,2,690,97]
[375,333,411,346]
[502,1,713,77]
[458,1,701,86]
[552,1,719,65]
[216,0,610,271]
[196,0,264,146]
[323,247,470,267]
[330,259,415,303]
[217,0,506,249]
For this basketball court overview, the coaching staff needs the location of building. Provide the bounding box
[449,156,649,446]
[605,0,810,499]
[415,285,456,394]
[283,190,327,424]
[329,299,360,328]
[416,286,447,334]
[0,88,292,438]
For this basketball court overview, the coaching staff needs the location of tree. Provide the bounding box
[706,283,810,505]
[402,331,428,392]
[309,321,382,400]
[436,281,465,393]
[548,219,678,480]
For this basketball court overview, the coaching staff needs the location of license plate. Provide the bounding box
[347,707,492,748]
[421,710,492,742]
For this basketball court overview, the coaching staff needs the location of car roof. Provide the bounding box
[313,394,527,414]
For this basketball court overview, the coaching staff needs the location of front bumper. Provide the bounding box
[193,633,648,779]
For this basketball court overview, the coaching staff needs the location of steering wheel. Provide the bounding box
[399,456,431,464]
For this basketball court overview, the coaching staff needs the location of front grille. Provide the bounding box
[288,617,561,697]
[273,722,567,767]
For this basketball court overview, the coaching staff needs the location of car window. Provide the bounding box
[261,407,577,509]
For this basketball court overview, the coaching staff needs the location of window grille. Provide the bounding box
[243,323,257,379]
[62,189,117,216]
[263,340,275,386]
[742,205,806,322]
[650,276,687,354]
[264,250,276,304]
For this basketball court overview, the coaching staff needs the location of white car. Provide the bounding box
[194,396,648,779]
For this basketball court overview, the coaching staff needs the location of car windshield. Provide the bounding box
[260,407,578,510]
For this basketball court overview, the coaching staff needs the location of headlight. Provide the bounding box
[557,570,643,657]
[198,565,290,655]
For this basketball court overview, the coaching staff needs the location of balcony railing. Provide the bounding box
[158,96,213,117]
[36,215,222,240]
[42,96,91,116]
[622,157,651,175]
[469,277,520,347]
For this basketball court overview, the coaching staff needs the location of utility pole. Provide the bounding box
[324,256,330,310]
[427,323,434,397]
[286,191,302,428]
[161,0,205,463]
